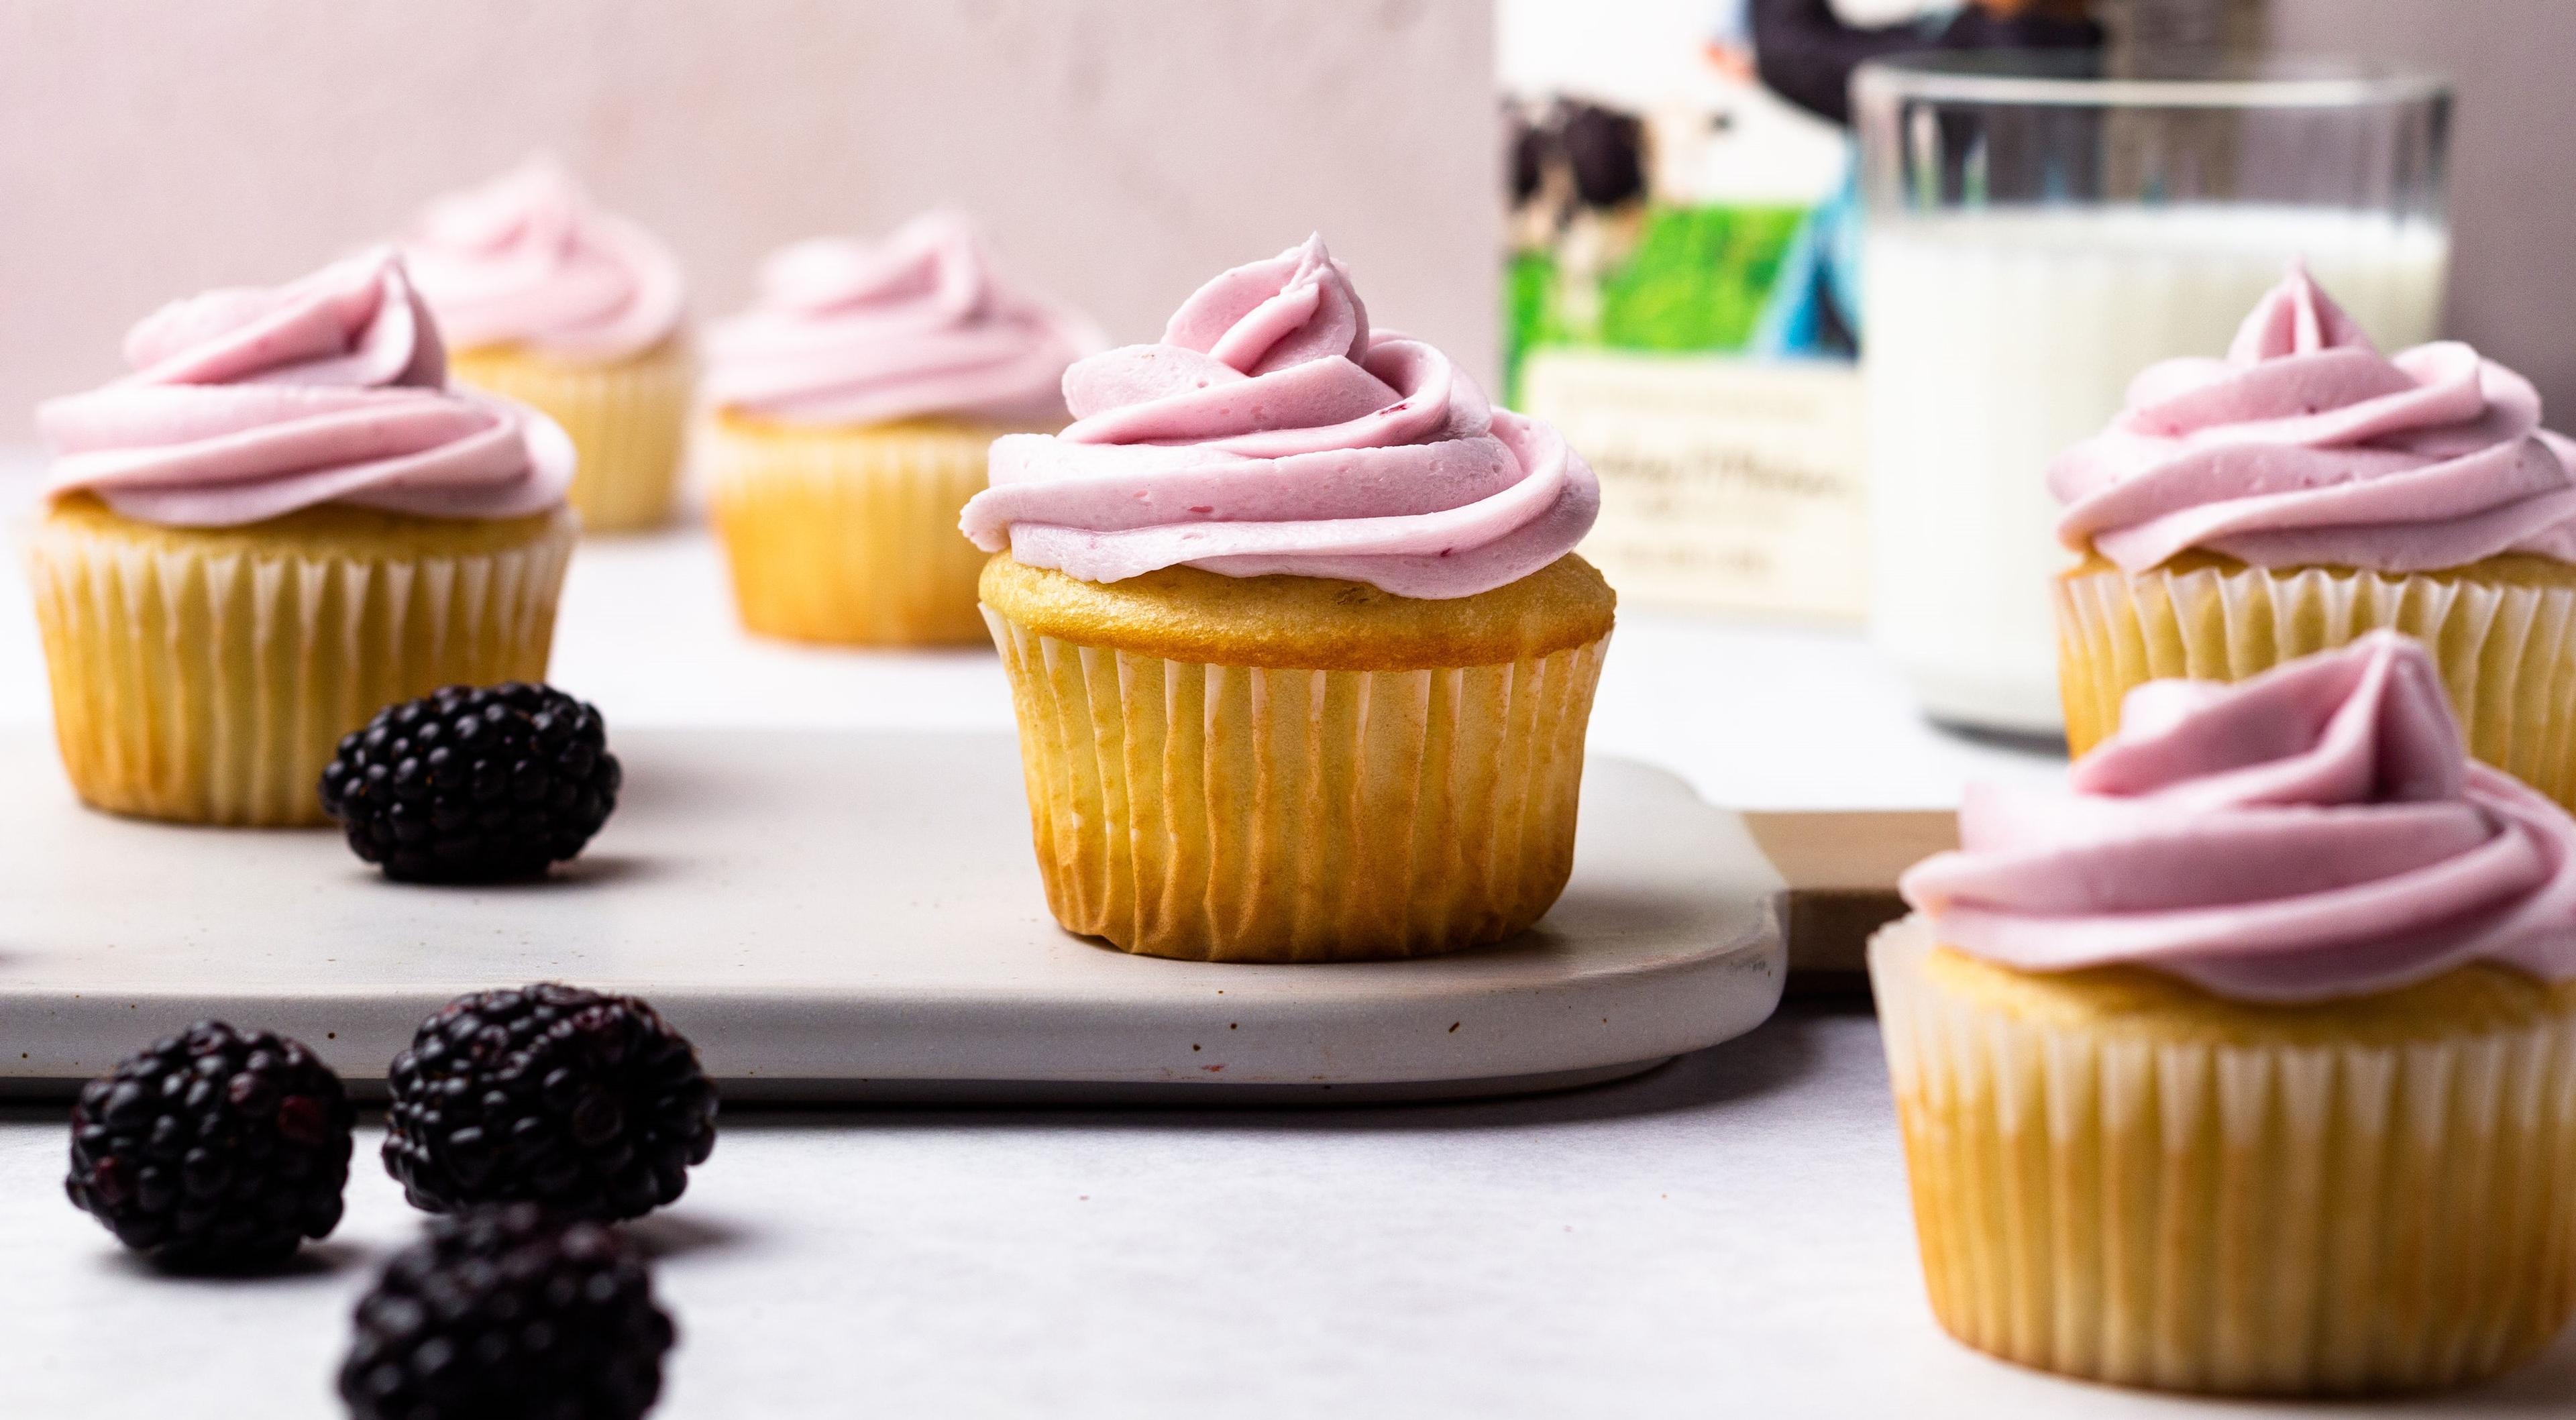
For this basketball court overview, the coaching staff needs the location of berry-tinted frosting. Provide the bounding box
[2051,264,2576,574]
[38,251,573,527]
[401,158,685,364]
[959,235,1600,600]
[1901,633,2576,1003]
[702,212,1101,427]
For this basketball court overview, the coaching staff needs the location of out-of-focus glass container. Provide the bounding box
[1854,53,2451,738]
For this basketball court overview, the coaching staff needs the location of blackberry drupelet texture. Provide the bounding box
[65,1021,354,1269]
[339,1203,676,1420]
[384,984,718,1220]
[320,682,621,883]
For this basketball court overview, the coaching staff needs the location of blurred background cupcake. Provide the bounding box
[29,250,576,826]
[402,157,690,533]
[1876,632,2576,1395]
[963,235,1612,963]
[702,213,1102,647]
[2053,264,2576,807]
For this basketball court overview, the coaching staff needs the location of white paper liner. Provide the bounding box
[2056,561,2576,807]
[451,341,693,533]
[28,507,576,826]
[985,609,1609,962]
[1870,916,2576,1395]
[709,419,995,645]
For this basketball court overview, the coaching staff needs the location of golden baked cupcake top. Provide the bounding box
[979,551,1611,671]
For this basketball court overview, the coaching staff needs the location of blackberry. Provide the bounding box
[339,1203,676,1420]
[321,682,621,884]
[64,1022,354,1270]
[384,985,717,1220]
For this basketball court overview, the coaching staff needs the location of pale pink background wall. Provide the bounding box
[2271,0,2576,419]
[0,0,1496,417]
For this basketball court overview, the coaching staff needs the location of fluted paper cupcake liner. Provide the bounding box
[985,610,1609,962]
[710,417,997,646]
[1870,917,2576,1396]
[28,504,576,826]
[449,341,693,533]
[2057,558,2576,808]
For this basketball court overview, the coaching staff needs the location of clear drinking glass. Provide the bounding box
[1853,53,2451,738]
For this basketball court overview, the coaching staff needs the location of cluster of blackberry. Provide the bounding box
[63,686,704,1415]
[340,1204,675,1420]
[68,985,710,1419]
[383,985,720,1221]
[320,683,622,884]
[64,1022,354,1270]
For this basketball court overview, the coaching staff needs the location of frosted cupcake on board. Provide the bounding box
[704,213,1101,645]
[1876,632,2576,1395]
[2051,262,2576,808]
[31,250,576,826]
[402,158,690,532]
[962,235,1613,963]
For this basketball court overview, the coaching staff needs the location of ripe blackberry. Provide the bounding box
[64,1022,354,1270]
[320,682,621,884]
[339,1203,676,1420]
[384,985,718,1220]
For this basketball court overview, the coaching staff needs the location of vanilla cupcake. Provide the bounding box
[1876,632,2576,1395]
[2051,264,2576,810]
[961,236,1613,963]
[402,158,689,532]
[703,214,1100,645]
[30,252,576,826]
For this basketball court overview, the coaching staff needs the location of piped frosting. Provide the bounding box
[1901,633,2576,1002]
[38,250,572,526]
[2052,264,2576,574]
[702,212,1099,427]
[959,235,1598,600]
[402,158,684,363]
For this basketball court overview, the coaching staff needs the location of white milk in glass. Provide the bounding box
[1862,205,2449,735]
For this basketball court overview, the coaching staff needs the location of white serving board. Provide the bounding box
[0,729,1784,1102]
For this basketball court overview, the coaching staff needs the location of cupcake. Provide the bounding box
[1875,632,2576,1395]
[702,213,1100,646]
[960,236,1613,963]
[402,158,689,532]
[2051,263,2576,812]
[30,251,576,826]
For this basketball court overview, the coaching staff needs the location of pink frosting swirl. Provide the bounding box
[1900,633,2576,1002]
[702,212,1099,426]
[959,235,1599,600]
[400,158,685,363]
[2051,264,2576,574]
[37,250,573,527]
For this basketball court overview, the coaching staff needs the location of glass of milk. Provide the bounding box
[1851,54,2451,739]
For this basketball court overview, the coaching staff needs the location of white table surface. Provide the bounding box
[9,461,2569,1415]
